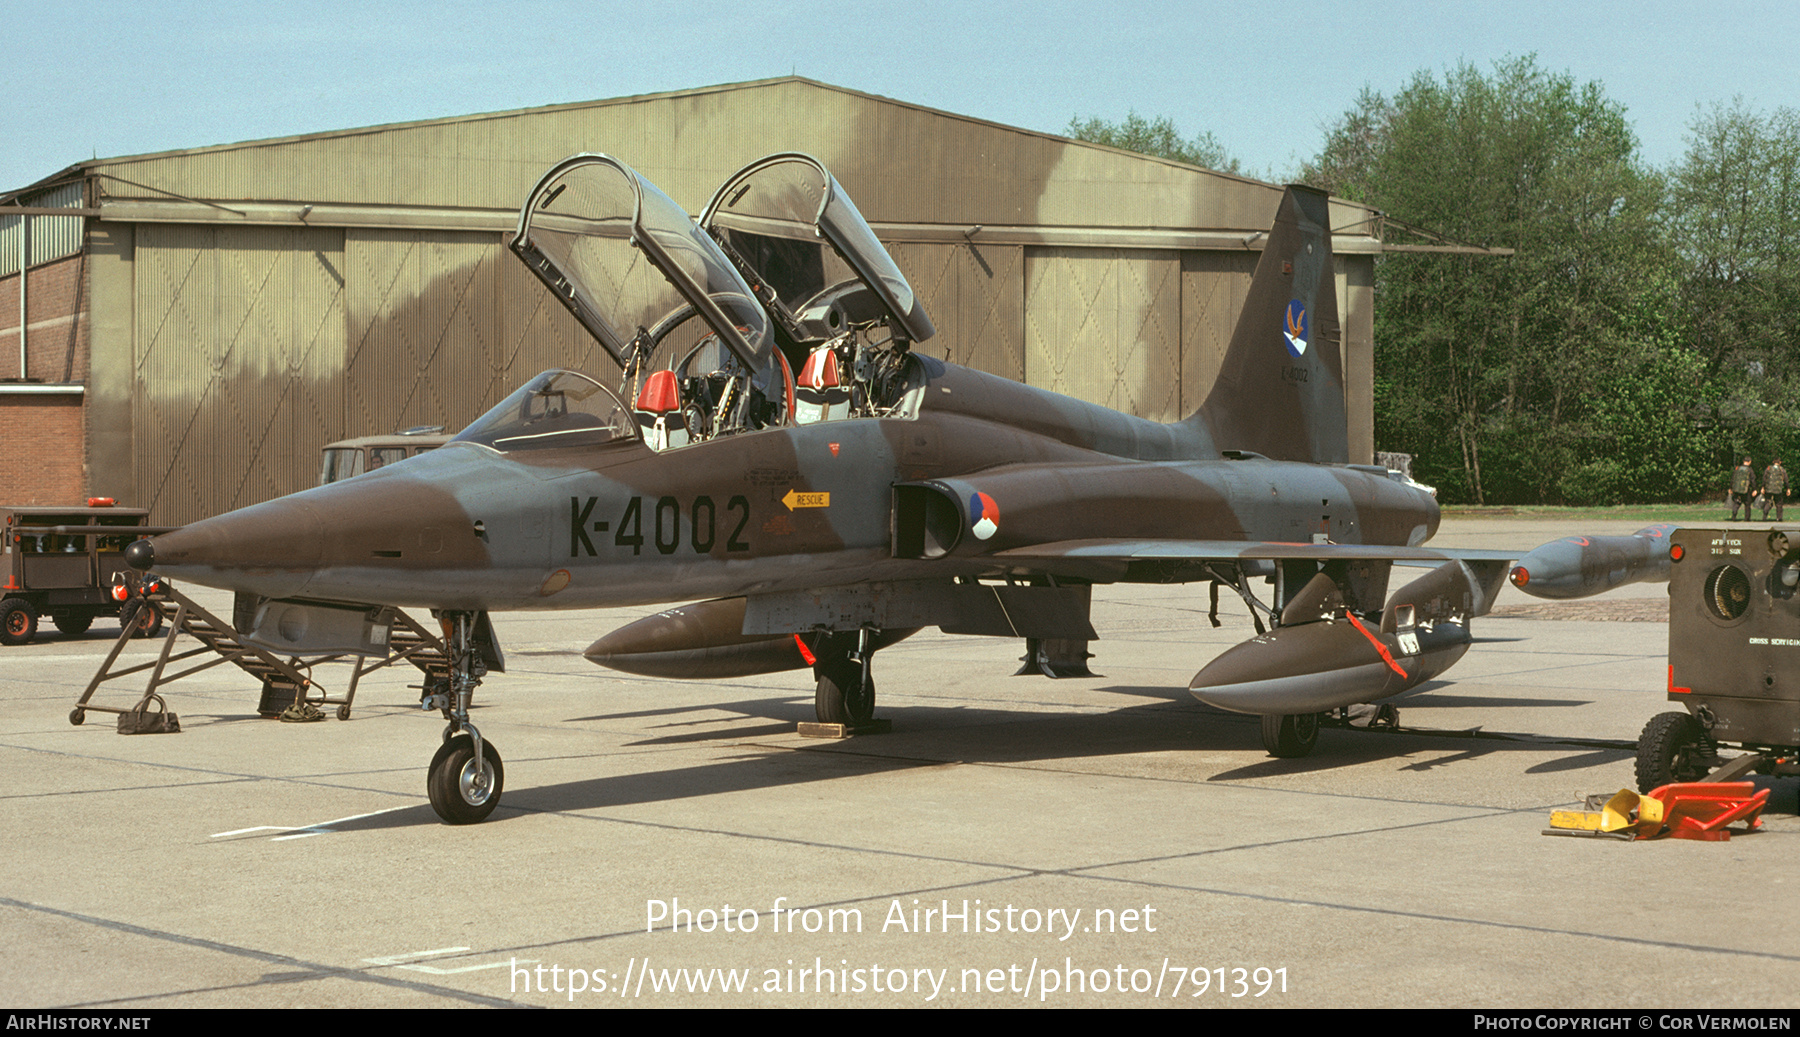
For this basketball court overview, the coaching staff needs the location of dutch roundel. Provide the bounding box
[1283,300,1308,358]
[969,492,1000,540]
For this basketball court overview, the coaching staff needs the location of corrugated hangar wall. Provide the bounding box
[116,225,600,523]
[17,78,1376,526]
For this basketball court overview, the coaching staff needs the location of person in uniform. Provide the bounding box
[1763,459,1789,521]
[1731,456,1756,521]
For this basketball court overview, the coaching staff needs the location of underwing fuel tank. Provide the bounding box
[1187,560,1483,714]
[1509,523,1676,600]
[585,597,918,679]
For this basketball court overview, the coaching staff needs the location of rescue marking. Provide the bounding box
[782,489,830,510]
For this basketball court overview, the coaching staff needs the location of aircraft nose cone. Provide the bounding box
[124,538,155,572]
[146,496,325,599]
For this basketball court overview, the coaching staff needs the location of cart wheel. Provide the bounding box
[1635,711,1711,792]
[1,599,38,646]
[121,600,163,639]
[337,704,351,721]
[69,707,85,726]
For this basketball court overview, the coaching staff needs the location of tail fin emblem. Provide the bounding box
[1283,300,1309,358]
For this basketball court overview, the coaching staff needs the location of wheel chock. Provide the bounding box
[1646,782,1770,841]
[1544,783,1769,841]
[1545,788,1644,837]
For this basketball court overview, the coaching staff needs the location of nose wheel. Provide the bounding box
[428,732,504,825]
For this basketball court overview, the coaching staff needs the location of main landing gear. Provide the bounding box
[1261,712,1320,758]
[423,611,504,824]
[1259,703,1400,759]
[809,628,878,725]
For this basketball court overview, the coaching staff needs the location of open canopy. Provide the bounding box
[701,153,934,345]
[511,154,774,374]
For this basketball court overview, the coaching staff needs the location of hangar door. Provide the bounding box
[885,241,1025,382]
[132,224,346,526]
[1024,248,1183,423]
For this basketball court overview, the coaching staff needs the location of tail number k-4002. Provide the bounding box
[570,495,750,557]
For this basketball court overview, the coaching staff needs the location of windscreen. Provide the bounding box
[452,370,636,453]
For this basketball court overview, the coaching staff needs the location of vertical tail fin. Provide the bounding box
[1196,185,1347,463]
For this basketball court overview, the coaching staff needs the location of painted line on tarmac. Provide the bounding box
[213,805,413,841]
[0,896,526,1007]
[365,947,537,975]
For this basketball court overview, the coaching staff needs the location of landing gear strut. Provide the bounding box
[424,611,504,824]
[811,627,877,724]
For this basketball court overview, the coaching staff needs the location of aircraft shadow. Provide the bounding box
[495,686,1663,816]
[243,682,1764,832]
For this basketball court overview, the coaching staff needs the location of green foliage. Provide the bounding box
[1307,56,1685,504]
[1666,101,1800,484]
[1080,71,1800,506]
[1065,112,1242,174]
[1557,344,1718,505]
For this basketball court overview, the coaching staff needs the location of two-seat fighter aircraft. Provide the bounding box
[129,152,1548,824]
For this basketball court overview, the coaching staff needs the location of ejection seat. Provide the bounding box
[634,370,689,451]
[794,347,851,424]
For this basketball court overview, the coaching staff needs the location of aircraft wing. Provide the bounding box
[991,539,1518,565]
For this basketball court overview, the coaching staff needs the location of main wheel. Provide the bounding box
[814,663,875,724]
[428,735,504,824]
[1636,711,1712,792]
[54,613,93,636]
[1261,712,1320,758]
[1,599,38,646]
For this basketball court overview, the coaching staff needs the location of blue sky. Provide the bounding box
[4,0,1795,193]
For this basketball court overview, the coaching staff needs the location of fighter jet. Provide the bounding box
[128,152,1532,823]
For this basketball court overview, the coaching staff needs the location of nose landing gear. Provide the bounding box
[424,611,504,824]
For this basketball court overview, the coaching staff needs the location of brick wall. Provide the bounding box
[0,395,86,504]
[0,253,92,504]
[0,254,89,384]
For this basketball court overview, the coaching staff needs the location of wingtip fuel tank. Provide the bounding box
[1509,523,1676,600]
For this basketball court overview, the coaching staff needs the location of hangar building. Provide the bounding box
[0,78,1382,525]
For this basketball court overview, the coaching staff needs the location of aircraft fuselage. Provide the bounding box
[146,362,1438,612]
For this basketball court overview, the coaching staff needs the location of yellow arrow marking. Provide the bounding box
[782,489,830,510]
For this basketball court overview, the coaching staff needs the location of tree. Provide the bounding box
[1666,101,1800,473]
[1305,56,1684,503]
[1065,112,1242,174]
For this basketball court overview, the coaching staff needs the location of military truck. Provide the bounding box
[318,427,449,485]
[0,502,169,644]
[1640,527,1800,789]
